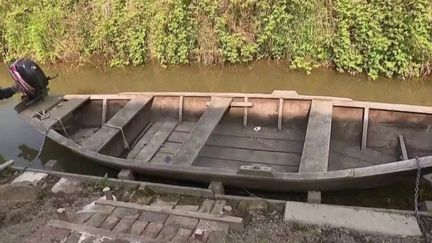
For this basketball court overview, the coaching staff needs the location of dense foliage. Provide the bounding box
[0,0,431,78]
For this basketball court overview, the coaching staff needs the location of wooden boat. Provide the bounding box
[14,90,432,192]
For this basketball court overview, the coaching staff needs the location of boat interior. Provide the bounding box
[35,94,432,174]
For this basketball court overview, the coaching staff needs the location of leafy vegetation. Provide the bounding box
[0,0,430,78]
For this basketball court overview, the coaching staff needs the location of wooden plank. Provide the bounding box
[194,157,299,173]
[82,96,153,153]
[172,97,232,165]
[96,199,243,228]
[42,97,90,128]
[175,122,305,141]
[206,101,253,107]
[127,121,162,159]
[198,146,300,166]
[47,220,158,242]
[165,134,304,154]
[398,134,409,160]
[361,107,369,150]
[299,100,333,173]
[136,120,177,162]
[331,141,395,165]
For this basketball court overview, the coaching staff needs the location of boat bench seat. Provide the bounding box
[82,96,154,156]
[299,100,333,173]
[172,97,233,165]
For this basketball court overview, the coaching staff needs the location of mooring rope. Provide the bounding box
[104,124,130,149]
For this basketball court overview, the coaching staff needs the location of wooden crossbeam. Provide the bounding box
[82,96,153,156]
[172,97,232,165]
[299,100,333,173]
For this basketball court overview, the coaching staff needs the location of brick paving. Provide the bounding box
[24,196,236,243]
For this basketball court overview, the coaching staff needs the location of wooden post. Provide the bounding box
[398,134,408,160]
[278,98,283,131]
[101,99,107,124]
[361,107,369,150]
[243,97,248,128]
[178,96,184,124]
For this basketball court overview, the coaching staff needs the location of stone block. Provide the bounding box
[51,177,82,194]
[284,201,422,236]
[118,169,135,180]
[12,172,47,185]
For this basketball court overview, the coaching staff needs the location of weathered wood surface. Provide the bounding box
[361,107,369,150]
[166,133,304,154]
[42,97,90,129]
[299,100,333,173]
[398,134,409,160]
[16,96,62,116]
[172,97,232,165]
[175,122,306,141]
[96,199,243,227]
[135,120,177,162]
[127,121,161,159]
[82,96,153,153]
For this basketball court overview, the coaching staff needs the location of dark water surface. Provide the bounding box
[1,61,431,176]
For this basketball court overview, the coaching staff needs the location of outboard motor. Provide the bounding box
[9,58,53,103]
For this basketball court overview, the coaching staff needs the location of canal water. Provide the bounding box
[0,61,432,174]
[0,61,431,175]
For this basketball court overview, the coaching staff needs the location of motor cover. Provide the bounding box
[9,58,49,99]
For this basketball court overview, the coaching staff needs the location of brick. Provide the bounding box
[100,215,120,230]
[64,232,81,243]
[156,225,178,241]
[171,228,192,243]
[131,221,148,235]
[141,222,163,238]
[111,207,139,220]
[85,213,108,227]
[139,211,168,224]
[112,218,134,233]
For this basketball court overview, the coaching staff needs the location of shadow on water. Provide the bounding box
[0,61,432,208]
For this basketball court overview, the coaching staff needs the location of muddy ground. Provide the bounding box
[1,169,432,243]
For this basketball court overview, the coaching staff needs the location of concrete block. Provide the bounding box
[118,169,135,180]
[419,201,432,212]
[284,201,422,236]
[51,177,82,194]
[209,181,225,195]
[307,191,321,204]
[12,171,48,185]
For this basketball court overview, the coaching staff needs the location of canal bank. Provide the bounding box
[1,167,431,242]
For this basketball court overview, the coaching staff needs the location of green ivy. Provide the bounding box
[0,0,430,78]
[333,0,432,79]
[151,0,195,65]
